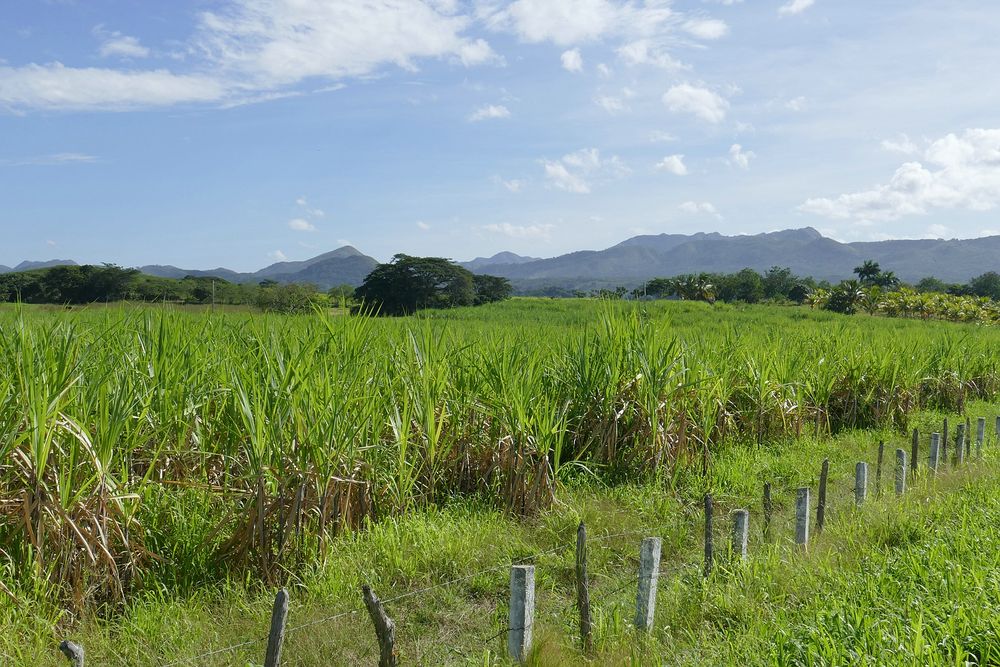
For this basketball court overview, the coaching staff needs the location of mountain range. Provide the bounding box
[4,228,1000,290]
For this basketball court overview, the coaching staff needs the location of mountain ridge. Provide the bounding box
[4,229,1000,288]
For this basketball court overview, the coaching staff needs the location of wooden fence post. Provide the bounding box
[955,423,965,466]
[854,462,867,506]
[635,537,662,632]
[795,487,810,549]
[942,418,949,463]
[977,417,986,458]
[732,510,749,560]
[264,589,289,667]
[875,441,885,497]
[995,415,1000,440]
[59,641,84,667]
[895,449,907,496]
[929,433,940,474]
[575,522,593,654]
[910,428,919,476]
[363,585,397,667]
[816,459,829,533]
[763,482,773,542]
[508,565,535,663]
[966,417,972,459]
[704,494,714,577]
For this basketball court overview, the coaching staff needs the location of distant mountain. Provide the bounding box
[461,251,539,273]
[139,245,379,289]
[0,265,10,274]
[472,228,1000,287]
[13,259,78,272]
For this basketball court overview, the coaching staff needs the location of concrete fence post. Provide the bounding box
[895,449,907,496]
[635,537,662,632]
[854,462,867,506]
[59,641,84,667]
[929,433,940,474]
[795,487,810,549]
[955,423,965,466]
[508,565,535,663]
[977,417,986,458]
[732,509,749,560]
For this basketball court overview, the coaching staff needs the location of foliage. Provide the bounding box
[354,254,509,315]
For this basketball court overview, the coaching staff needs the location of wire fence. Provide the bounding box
[60,416,1000,666]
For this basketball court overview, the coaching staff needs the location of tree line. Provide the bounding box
[0,256,514,315]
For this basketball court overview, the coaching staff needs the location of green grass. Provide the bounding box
[2,299,1000,664]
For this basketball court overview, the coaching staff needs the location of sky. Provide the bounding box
[2,0,1000,270]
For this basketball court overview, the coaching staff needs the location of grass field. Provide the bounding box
[2,299,1000,665]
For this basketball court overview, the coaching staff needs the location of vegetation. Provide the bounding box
[0,301,998,663]
[354,254,511,315]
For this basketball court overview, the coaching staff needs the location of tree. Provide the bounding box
[853,260,882,286]
[472,274,513,305]
[824,280,863,315]
[915,276,950,294]
[354,254,476,315]
[967,271,1000,300]
[718,268,764,303]
[254,283,322,313]
[762,266,796,300]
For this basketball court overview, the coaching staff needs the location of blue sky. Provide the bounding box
[2,0,1000,270]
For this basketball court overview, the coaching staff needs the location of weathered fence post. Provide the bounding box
[732,509,749,560]
[763,482,773,542]
[966,417,972,459]
[995,415,1000,439]
[575,522,593,654]
[264,589,289,667]
[875,441,885,497]
[704,494,714,577]
[635,537,662,632]
[942,418,949,463]
[977,417,986,458]
[363,585,397,667]
[895,449,907,496]
[955,423,965,466]
[795,487,810,549]
[59,641,84,667]
[930,433,940,474]
[854,462,868,506]
[508,565,535,662]
[911,428,919,476]
[816,458,829,533]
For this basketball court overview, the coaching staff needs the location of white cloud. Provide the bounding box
[197,0,498,86]
[541,147,629,194]
[483,0,673,47]
[656,154,688,175]
[662,83,728,123]
[269,249,288,261]
[881,134,919,155]
[594,95,626,113]
[679,201,721,218]
[503,179,525,192]
[2,0,500,112]
[648,130,676,143]
[682,18,729,40]
[482,222,554,239]
[0,63,227,111]
[778,0,815,17]
[561,48,583,72]
[800,129,1000,222]
[469,104,511,121]
[0,152,98,166]
[416,221,431,230]
[785,96,806,112]
[596,63,613,78]
[728,143,755,169]
[98,31,151,59]
[288,218,316,232]
[617,40,684,70]
[46,239,57,247]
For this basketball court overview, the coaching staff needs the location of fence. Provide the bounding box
[56,414,1000,666]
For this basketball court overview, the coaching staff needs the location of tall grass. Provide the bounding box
[2,299,1000,608]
